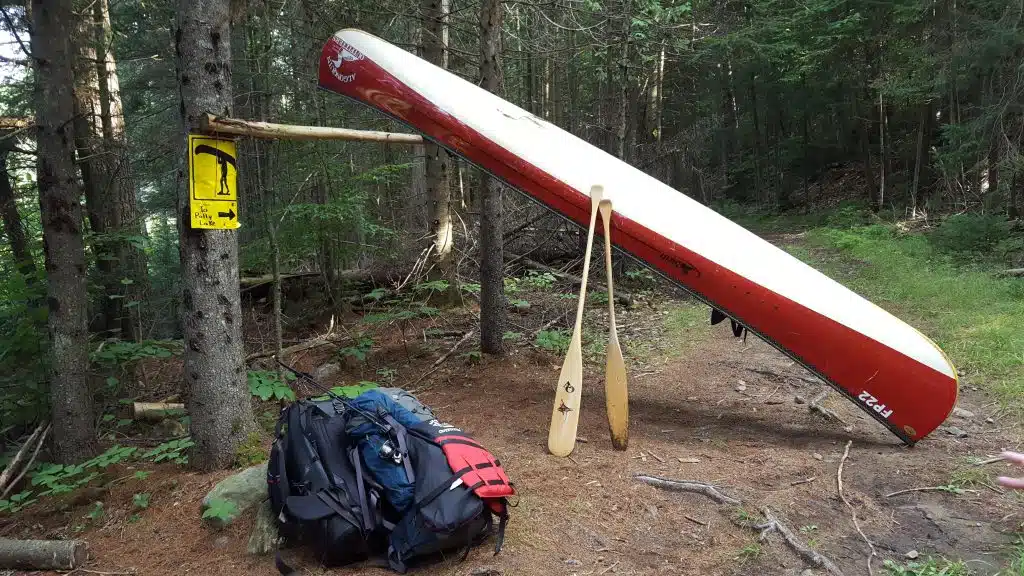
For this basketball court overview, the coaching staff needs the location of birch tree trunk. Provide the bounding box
[422,0,454,279]
[174,0,256,471]
[478,0,505,355]
[31,0,97,463]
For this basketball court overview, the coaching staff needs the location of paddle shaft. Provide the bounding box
[599,199,629,450]
[547,186,603,456]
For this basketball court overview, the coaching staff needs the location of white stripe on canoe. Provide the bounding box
[335,29,956,380]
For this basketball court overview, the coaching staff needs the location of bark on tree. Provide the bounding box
[92,0,149,340]
[422,0,454,280]
[174,0,256,471]
[478,0,505,355]
[910,100,932,217]
[0,149,34,279]
[31,0,98,463]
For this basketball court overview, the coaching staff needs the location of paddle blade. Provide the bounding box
[548,333,583,456]
[605,331,629,450]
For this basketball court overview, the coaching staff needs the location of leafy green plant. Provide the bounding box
[247,370,296,402]
[588,291,609,305]
[338,337,373,362]
[376,367,397,384]
[521,271,556,289]
[141,438,195,464]
[90,339,181,366]
[461,350,482,364]
[461,283,481,295]
[413,280,449,296]
[535,329,571,354]
[509,298,530,310]
[734,543,762,565]
[132,492,151,510]
[202,497,240,524]
[86,501,105,525]
[882,557,972,576]
[625,268,655,283]
[502,331,523,342]
[0,491,37,513]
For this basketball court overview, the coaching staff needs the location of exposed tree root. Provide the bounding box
[633,474,740,505]
[755,506,845,576]
[838,440,877,576]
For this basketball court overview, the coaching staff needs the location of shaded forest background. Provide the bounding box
[1,0,1023,461]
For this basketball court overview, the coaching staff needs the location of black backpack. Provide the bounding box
[266,397,386,568]
[266,379,513,574]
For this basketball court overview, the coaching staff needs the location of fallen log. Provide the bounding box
[201,114,423,144]
[996,268,1024,278]
[131,402,186,422]
[0,538,88,570]
[521,258,633,306]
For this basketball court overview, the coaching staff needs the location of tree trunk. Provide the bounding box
[93,0,148,340]
[478,0,505,355]
[422,0,454,279]
[878,91,888,211]
[615,0,631,161]
[1010,171,1020,220]
[72,15,121,336]
[31,0,98,464]
[910,100,932,218]
[0,149,35,279]
[174,0,256,471]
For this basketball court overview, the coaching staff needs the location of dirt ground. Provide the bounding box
[3,270,1023,576]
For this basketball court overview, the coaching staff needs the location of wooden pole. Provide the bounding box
[201,113,423,144]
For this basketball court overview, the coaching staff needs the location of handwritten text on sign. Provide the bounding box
[188,134,239,230]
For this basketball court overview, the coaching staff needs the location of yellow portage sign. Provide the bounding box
[188,134,240,230]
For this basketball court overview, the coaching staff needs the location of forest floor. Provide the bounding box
[3,234,1023,576]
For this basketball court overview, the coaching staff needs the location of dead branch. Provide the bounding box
[633,474,740,505]
[0,538,88,570]
[246,333,348,362]
[996,268,1024,278]
[0,422,48,497]
[201,114,423,144]
[790,476,816,486]
[755,506,844,576]
[809,390,848,425]
[0,424,49,500]
[884,486,977,498]
[532,315,566,337]
[838,440,876,576]
[408,330,476,388]
[130,402,186,422]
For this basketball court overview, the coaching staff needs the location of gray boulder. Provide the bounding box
[201,462,268,528]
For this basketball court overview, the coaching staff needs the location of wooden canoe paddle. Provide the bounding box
[599,199,629,450]
[547,185,603,457]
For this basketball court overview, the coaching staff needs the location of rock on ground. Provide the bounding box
[201,463,268,528]
[247,499,281,555]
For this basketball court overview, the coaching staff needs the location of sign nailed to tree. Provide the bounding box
[188,134,239,230]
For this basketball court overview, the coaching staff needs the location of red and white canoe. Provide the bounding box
[317,29,959,444]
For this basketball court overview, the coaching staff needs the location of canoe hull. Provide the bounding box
[317,30,958,444]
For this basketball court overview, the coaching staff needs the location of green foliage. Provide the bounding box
[521,271,556,289]
[86,501,105,524]
[141,438,195,464]
[502,331,523,342]
[338,337,374,362]
[534,329,571,354]
[882,557,972,576]
[90,339,181,366]
[132,492,151,510]
[247,370,297,402]
[927,214,1014,257]
[202,497,240,523]
[0,491,37,513]
[317,381,379,400]
[234,431,267,467]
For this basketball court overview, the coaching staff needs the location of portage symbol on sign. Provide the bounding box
[188,134,240,230]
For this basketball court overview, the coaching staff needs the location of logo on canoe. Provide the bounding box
[659,253,701,277]
[327,39,364,84]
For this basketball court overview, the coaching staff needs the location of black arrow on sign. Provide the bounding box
[218,208,236,220]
